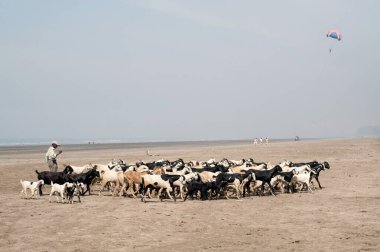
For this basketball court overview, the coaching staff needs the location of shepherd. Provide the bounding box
[45,141,63,172]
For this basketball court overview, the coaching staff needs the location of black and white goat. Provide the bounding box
[309,162,330,189]
[140,174,178,202]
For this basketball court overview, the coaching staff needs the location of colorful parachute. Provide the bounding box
[326,29,342,53]
[326,29,342,41]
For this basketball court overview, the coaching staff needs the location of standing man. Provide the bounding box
[45,141,63,172]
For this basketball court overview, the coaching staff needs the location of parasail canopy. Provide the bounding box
[326,29,342,41]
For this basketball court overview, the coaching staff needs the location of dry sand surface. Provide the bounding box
[0,138,379,251]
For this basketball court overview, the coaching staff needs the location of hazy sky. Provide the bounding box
[0,0,379,142]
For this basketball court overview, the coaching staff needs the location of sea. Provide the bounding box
[0,137,306,148]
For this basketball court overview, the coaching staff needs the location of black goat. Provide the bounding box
[251,166,282,196]
[35,167,74,195]
[241,171,256,197]
[136,160,170,170]
[191,164,230,173]
[64,167,100,195]
[184,181,219,201]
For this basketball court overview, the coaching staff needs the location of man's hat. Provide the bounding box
[52,141,60,146]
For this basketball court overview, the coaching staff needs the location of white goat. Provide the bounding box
[49,182,68,203]
[290,169,316,193]
[96,164,123,196]
[281,164,310,173]
[63,164,94,174]
[20,180,44,199]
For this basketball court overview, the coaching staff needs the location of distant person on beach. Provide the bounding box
[265,137,269,144]
[253,138,258,144]
[45,141,62,172]
[259,137,263,144]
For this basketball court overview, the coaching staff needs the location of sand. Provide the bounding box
[0,138,379,251]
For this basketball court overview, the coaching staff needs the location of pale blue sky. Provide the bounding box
[0,0,379,142]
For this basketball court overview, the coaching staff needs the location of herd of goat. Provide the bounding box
[21,158,331,203]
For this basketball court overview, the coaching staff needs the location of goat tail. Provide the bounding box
[35,170,39,174]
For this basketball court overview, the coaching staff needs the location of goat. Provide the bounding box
[62,164,94,174]
[250,166,282,196]
[116,170,151,198]
[290,169,316,193]
[65,182,83,204]
[310,162,330,189]
[214,171,256,199]
[249,175,286,195]
[184,181,219,201]
[290,160,319,168]
[64,167,100,195]
[218,158,243,166]
[192,164,230,173]
[276,171,296,193]
[164,166,192,175]
[20,180,44,199]
[35,167,74,195]
[198,171,221,183]
[49,182,68,203]
[281,164,311,173]
[238,172,256,197]
[140,174,176,202]
[96,164,123,196]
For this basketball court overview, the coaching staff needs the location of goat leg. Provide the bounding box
[268,182,277,196]
[39,184,43,196]
[315,175,322,189]
[184,193,188,201]
[307,182,314,193]
[260,184,265,197]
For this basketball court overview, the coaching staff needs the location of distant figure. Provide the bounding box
[259,137,263,144]
[265,137,269,144]
[146,149,160,157]
[295,136,300,141]
[45,141,63,172]
[253,138,258,144]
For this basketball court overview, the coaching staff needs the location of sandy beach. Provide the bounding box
[0,138,379,251]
